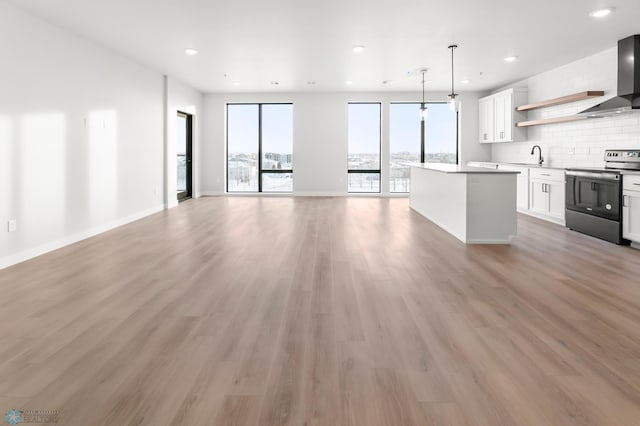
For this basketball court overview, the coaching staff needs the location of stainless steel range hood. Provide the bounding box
[580,35,640,117]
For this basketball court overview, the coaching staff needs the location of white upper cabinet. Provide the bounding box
[479,88,528,143]
[479,97,494,143]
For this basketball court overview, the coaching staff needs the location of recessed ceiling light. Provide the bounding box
[345,80,353,85]
[270,81,280,85]
[352,45,365,53]
[184,48,199,56]
[589,7,615,17]
[232,81,240,86]
[504,56,518,63]
[460,79,470,84]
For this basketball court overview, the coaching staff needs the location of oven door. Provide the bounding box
[565,171,621,221]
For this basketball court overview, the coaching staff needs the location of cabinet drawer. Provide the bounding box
[623,174,640,191]
[530,168,564,182]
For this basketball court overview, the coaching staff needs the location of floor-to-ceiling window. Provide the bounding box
[227,103,293,192]
[348,102,381,193]
[389,102,457,193]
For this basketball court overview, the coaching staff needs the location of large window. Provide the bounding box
[348,103,381,193]
[227,103,293,192]
[390,102,457,193]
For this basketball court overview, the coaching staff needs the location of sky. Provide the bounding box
[227,104,292,155]
[389,103,457,154]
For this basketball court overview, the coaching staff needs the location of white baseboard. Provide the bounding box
[0,204,165,270]
[201,192,408,198]
[294,192,347,197]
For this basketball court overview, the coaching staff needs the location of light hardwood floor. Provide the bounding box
[2,197,640,425]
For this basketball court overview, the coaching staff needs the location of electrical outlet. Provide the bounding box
[7,219,17,233]
[567,147,575,155]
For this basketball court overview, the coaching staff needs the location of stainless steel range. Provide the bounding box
[565,149,640,244]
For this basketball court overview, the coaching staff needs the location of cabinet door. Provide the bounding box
[623,191,640,242]
[479,97,494,143]
[529,179,549,214]
[502,92,513,141]
[516,175,529,210]
[547,181,565,221]
[494,93,506,141]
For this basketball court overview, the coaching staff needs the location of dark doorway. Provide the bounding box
[177,111,192,201]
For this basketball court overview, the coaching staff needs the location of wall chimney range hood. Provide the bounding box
[580,35,640,117]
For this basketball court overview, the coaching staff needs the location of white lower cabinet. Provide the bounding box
[529,179,564,223]
[497,165,529,210]
[472,162,565,225]
[529,179,548,214]
[494,164,565,225]
[622,174,640,245]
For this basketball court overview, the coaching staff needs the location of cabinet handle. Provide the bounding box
[542,183,547,193]
[633,183,640,186]
[624,195,629,207]
[541,173,551,176]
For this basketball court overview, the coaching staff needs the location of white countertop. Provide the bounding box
[412,163,519,174]
[501,163,565,170]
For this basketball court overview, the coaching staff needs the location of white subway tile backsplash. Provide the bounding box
[492,46,639,168]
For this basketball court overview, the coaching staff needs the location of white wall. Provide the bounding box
[201,91,488,195]
[0,3,202,268]
[491,47,640,167]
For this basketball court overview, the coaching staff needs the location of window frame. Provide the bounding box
[347,102,382,194]
[389,101,459,193]
[226,102,294,193]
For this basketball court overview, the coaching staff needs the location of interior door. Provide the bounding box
[177,112,193,201]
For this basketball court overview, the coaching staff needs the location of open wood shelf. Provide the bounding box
[516,91,604,112]
[516,115,587,127]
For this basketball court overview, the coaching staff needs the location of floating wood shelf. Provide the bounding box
[516,115,587,127]
[516,91,604,112]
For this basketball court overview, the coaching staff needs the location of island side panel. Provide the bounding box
[465,173,517,244]
[409,167,468,242]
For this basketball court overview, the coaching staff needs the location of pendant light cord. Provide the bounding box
[422,70,425,104]
[449,44,458,100]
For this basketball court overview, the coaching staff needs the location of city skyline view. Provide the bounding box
[227,102,457,193]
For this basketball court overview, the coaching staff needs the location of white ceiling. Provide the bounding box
[9,0,640,93]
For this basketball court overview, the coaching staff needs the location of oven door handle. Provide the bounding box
[565,170,620,180]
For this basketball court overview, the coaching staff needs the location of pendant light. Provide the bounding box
[419,68,428,121]
[448,44,459,112]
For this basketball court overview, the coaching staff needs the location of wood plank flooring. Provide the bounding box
[1,196,640,425]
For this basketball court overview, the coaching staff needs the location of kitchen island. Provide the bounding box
[410,163,519,244]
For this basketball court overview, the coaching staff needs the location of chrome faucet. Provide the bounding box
[531,145,544,166]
